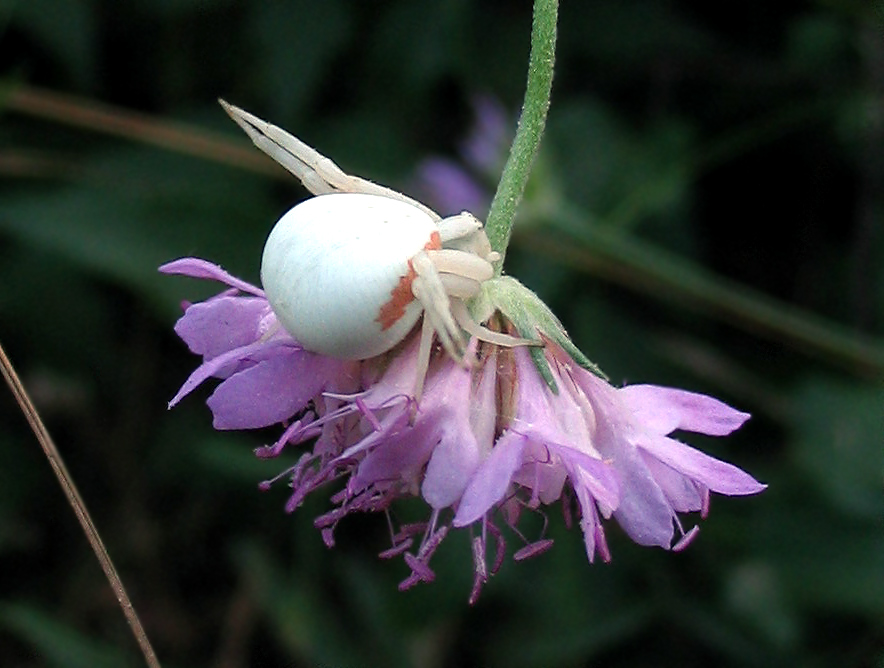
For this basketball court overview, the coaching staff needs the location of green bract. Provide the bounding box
[471,276,606,393]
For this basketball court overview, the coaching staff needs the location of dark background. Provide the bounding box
[1,1,883,666]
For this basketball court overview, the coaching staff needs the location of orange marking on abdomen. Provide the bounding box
[376,232,442,331]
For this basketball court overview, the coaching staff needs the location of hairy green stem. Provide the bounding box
[485,0,557,274]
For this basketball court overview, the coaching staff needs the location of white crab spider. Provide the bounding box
[220,101,530,391]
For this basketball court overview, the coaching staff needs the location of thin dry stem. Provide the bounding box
[0,341,162,668]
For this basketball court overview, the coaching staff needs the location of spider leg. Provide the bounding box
[413,314,434,402]
[411,251,467,364]
[438,274,482,299]
[220,100,440,220]
[219,100,341,194]
[428,249,494,284]
[450,300,540,348]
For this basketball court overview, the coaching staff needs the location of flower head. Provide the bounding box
[162,257,764,602]
[163,95,765,602]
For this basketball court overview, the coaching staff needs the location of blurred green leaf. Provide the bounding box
[372,2,469,91]
[785,13,853,75]
[249,1,352,122]
[0,603,135,668]
[0,247,114,371]
[560,0,717,66]
[233,539,398,668]
[190,434,287,483]
[791,378,884,519]
[546,100,692,224]
[0,145,276,312]
[760,501,884,615]
[5,0,96,87]
[126,0,237,16]
[725,560,801,651]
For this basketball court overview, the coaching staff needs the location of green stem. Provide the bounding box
[485,0,557,274]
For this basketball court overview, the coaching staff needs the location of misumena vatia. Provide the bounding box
[220,101,531,395]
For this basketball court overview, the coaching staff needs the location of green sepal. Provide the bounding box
[469,276,607,394]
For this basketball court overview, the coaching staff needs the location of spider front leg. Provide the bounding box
[219,100,439,220]
[219,100,342,195]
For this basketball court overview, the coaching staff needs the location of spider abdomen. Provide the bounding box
[261,193,440,359]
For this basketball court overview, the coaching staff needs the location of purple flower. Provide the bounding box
[162,257,764,602]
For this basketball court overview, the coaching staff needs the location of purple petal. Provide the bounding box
[511,452,567,505]
[546,443,620,514]
[168,338,291,408]
[508,347,596,459]
[359,335,421,409]
[422,426,481,509]
[612,470,675,548]
[337,405,411,462]
[207,350,342,429]
[619,384,750,436]
[639,450,706,513]
[175,296,272,359]
[564,354,679,547]
[159,257,265,297]
[638,434,767,496]
[354,354,481,497]
[468,351,497,455]
[595,426,675,548]
[350,418,439,492]
[422,354,496,509]
[453,431,526,527]
[573,486,609,562]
